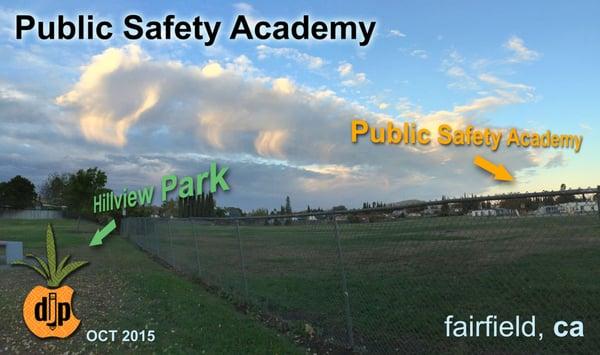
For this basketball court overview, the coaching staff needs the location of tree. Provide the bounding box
[285,196,292,214]
[63,168,107,231]
[0,175,37,209]
[248,208,269,217]
[39,173,68,205]
[160,199,177,217]
[557,194,576,204]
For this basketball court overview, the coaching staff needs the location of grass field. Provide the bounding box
[127,213,600,353]
[0,219,301,354]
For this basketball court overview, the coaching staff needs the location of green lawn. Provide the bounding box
[126,214,600,353]
[0,219,302,354]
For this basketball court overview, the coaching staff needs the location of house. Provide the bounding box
[224,207,243,217]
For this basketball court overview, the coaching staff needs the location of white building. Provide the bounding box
[559,201,598,214]
[471,208,517,217]
[535,205,560,215]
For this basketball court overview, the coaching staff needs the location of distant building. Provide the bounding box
[392,210,406,218]
[471,208,517,217]
[423,205,442,216]
[224,207,243,217]
[535,205,560,215]
[559,201,597,214]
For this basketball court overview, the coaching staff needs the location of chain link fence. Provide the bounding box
[123,188,600,353]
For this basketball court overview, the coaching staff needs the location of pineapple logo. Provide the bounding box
[12,224,88,338]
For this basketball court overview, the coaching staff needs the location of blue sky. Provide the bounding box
[1,1,599,210]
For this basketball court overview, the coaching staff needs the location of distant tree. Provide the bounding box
[307,205,311,212]
[39,173,68,206]
[440,203,449,216]
[285,196,292,214]
[560,183,567,191]
[248,208,269,217]
[64,168,107,231]
[332,205,347,212]
[215,207,226,217]
[160,199,177,217]
[461,199,480,212]
[557,193,576,204]
[0,175,37,209]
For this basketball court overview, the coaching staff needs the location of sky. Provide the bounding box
[1,1,599,211]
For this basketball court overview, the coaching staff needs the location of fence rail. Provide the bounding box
[123,188,600,353]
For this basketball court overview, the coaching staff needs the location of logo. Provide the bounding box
[13,224,88,338]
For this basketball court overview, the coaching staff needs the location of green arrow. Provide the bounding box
[89,219,116,247]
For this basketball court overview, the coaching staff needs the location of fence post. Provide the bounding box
[333,217,354,349]
[154,219,160,258]
[236,219,250,302]
[597,186,600,218]
[167,218,175,267]
[143,217,148,250]
[191,219,202,277]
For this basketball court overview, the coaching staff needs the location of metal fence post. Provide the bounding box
[167,218,175,267]
[597,186,600,218]
[236,219,250,302]
[154,219,160,257]
[333,216,355,349]
[191,219,202,277]
[143,217,148,250]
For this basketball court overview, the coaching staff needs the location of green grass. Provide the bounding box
[0,219,302,354]
[126,214,600,353]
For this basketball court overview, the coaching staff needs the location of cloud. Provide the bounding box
[389,30,406,38]
[254,130,289,158]
[441,50,477,90]
[272,77,296,94]
[233,2,255,14]
[1,44,541,210]
[504,36,540,63]
[256,45,325,69]
[337,62,367,86]
[410,49,428,59]
[0,82,30,101]
[545,153,565,168]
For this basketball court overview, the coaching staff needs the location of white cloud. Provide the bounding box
[545,153,565,168]
[410,49,428,59]
[378,102,389,110]
[0,44,542,210]
[441,50,477,90]
[0,82,30,101]
[272,77,296,95]
[337,62,368,86]
[233,2,255,14]
[256,45,325,69]
[504,36,540,63]
[389,30,406,38]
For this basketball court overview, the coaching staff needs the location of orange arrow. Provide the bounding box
[473,155,513,181]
